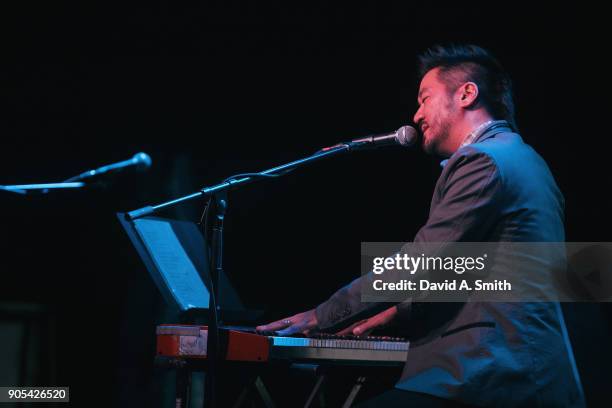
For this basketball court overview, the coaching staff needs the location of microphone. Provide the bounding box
[322,125,418,151]
[66,152,153,182]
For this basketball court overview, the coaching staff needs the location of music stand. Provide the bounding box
[117,213,259,324]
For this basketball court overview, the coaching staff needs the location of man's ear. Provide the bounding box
[458,82,479,108]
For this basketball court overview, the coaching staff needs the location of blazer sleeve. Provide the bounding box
[316,148,504,330]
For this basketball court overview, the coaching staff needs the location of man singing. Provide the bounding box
[257,44,585,407]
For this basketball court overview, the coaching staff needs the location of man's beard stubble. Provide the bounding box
[422,117,452,156]
[422,99,455,156]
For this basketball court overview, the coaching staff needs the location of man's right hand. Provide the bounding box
[256,308,318,336]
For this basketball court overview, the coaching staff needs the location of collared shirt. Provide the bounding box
[440,120,509,168]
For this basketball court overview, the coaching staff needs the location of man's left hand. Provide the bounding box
[335,306,398,337]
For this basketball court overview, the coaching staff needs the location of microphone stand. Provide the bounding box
[0,182,86,195]
[1,153,153,195]
[125,143,353,407]
[125,143,354,220]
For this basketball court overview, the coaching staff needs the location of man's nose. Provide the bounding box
[413,106,423,126]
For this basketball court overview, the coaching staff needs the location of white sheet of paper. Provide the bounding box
[134,219,210,309]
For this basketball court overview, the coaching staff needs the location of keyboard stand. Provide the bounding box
[296,363,368,408]
[155,356,277,408]
[232,376,276,408]
[154,354,402,407]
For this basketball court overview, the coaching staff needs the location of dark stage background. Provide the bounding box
[1,2,610,407]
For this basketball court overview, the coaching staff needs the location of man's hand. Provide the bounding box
[335,306,398,337]
[256,308,318,336]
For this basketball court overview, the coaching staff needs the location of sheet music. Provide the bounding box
[134,219,210,310]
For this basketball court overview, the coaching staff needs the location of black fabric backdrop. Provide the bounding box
[1,2,610,406]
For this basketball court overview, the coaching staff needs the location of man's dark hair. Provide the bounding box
[418,44,517,129]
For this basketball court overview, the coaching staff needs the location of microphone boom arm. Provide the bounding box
[125,144,351,220]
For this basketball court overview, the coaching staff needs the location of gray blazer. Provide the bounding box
[315,123,585,407]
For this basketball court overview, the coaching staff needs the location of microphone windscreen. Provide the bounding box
[396,125,418,147]
[133,152,153,169]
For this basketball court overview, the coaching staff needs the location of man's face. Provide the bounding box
[413,68,457,155]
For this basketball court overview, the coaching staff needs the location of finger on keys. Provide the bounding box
[256,318,292,332]
[275,324,304,336]
[353,323,375,336]
[335,319,367,336]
